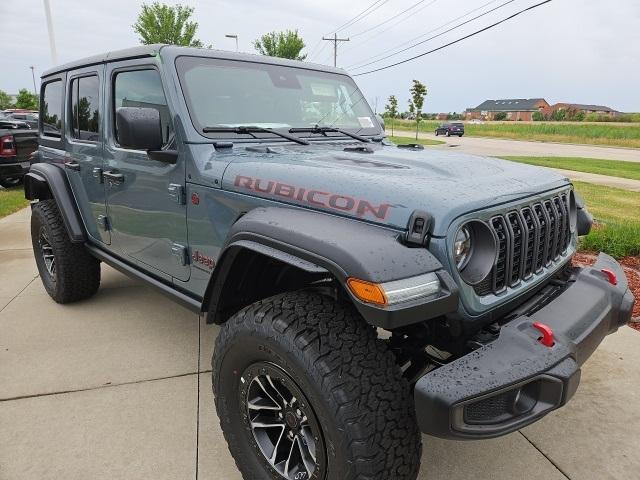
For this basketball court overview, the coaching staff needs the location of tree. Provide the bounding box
[133,2,207,47]
[0,90,13,110]
[409,80,427,140]
[384,95,398,136]
[14,89,38,110]
[253,30,306,60]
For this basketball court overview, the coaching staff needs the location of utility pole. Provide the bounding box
[43,0,58,64]
[322,33,349,67]
[29,66,37,96]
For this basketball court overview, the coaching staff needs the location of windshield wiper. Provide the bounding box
[289,126,370,143]
[202,125,309,145]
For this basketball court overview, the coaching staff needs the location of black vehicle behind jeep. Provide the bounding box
[435,122,465,137]
[0,116,37,188]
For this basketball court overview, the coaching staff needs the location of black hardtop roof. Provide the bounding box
[42,44,347,78]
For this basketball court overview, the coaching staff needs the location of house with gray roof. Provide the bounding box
[465,98,549,121]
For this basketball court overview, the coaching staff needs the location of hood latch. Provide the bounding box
[406,210,432,246]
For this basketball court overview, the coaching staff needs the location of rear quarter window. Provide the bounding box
[41,80,63,138]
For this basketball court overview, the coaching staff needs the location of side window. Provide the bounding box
[113,69,171,146]
[41,80,63,138]
[70,75,100,141]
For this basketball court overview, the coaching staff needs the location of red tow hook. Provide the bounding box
[600,268,618,285]
[532,322,555,347]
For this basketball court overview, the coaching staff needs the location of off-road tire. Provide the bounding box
[212,291,422,480]
[31,199,100,303]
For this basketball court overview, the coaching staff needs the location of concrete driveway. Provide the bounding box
[1,206,639,480]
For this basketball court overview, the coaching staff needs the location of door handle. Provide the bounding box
[103,171,125,184]
[64,161,80,171]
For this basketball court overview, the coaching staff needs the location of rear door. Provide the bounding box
[103,61,189,281]
[64,67,110,244]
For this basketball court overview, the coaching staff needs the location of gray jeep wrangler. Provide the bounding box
[25,45,634,480]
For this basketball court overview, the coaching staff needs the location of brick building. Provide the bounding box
[465,98,549,121]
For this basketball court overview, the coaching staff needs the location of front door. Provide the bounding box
[64,67,110,244]
[103,61,189,281]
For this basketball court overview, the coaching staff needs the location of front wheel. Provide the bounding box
[446,131,450,137]
[458,134,464,137]
[213,292,422,480]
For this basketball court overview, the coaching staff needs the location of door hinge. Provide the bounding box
[171,243,189,266]
[168,184,186,205]
[97,215,111,231]
[92,167,103,184]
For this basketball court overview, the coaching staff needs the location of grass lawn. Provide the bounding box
[0,186,29,219]
[392,119,640,148]
[573,181,640,258]
[499,156,640,181]
[388,135,445,146]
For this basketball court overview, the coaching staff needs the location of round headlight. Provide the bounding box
[454,226,472,269]
[454,220,497,285]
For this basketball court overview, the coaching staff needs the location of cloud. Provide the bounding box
[0,0,638,112]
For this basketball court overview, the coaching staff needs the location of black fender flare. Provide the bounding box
[24,163,86,243]
[203,207,458,329]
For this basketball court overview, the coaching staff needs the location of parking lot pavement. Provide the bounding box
[2,206,639,479]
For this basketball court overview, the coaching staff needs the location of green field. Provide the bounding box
[500,156,640,181]
[392,119,640,148]
[388,135,445,146]
[573,181,640,258]
[0,186,28,219]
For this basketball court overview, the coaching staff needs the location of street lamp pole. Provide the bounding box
[225,34,239,52]
[30,66,37,97]
[43,0,58,64]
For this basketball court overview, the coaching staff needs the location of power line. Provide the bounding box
[348,0,514,70]
[350,0,436,39]
[347,0,504,68]
[309,0,389,60]
[352,0,552,76]
[340,0,440,57]
[331,0,390,34]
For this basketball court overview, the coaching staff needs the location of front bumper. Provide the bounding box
[415,253,635,439]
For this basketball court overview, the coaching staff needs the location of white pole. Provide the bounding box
[43,0,58,64]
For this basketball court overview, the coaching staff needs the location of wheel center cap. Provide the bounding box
[285,411,299,429]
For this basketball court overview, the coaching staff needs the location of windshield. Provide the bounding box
[175,56,381,139]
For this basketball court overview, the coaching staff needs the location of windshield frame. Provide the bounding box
[174,54,382,142]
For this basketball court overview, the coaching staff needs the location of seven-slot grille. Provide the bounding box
[474,192,572,296]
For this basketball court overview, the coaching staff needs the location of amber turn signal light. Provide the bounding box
[347,278,387,306]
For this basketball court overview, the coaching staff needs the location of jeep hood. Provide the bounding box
[215,143,570,236]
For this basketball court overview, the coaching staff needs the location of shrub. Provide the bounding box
[532,111,544,121]
[494,112,507,121]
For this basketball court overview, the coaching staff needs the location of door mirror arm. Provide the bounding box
[147,149,178,164]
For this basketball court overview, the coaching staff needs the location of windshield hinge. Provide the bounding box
[168,184,185,205]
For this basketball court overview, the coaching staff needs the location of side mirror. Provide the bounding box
[115,107,163,151]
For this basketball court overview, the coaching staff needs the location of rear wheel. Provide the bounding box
[31,199,101,303]
[434,130,439,136]
[446,131,450,137]
[213,291,422,480]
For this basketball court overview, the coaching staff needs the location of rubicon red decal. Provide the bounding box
[234,175,393,220]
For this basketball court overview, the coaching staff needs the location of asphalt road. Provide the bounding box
[394,130,640,163]
[1,206,640,480]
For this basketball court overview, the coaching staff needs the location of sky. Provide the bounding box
[1,0,639,113]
